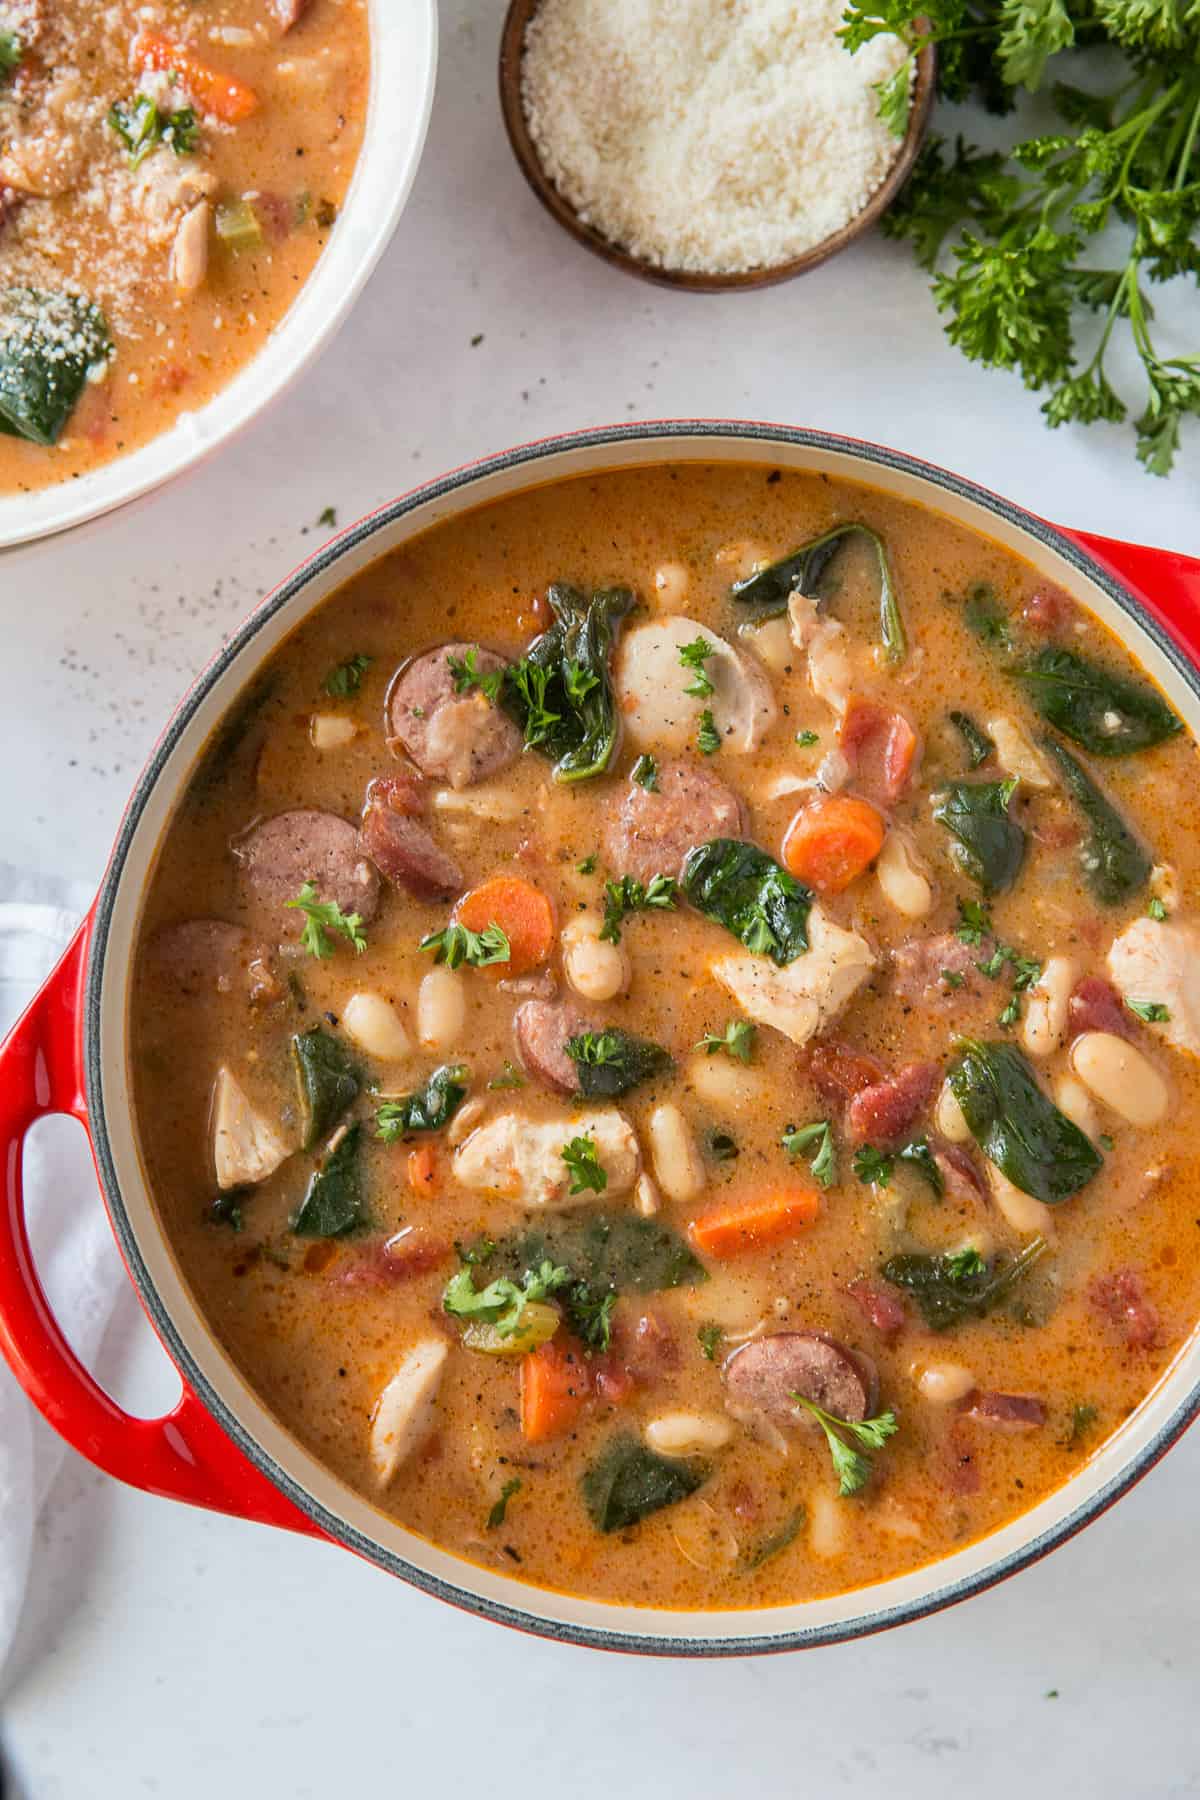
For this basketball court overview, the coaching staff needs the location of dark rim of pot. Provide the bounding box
[85,421,1200,1657]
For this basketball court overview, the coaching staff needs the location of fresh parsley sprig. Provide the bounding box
[562,1133,607,1195]
[443,1259,571,1337]
[696,1019,756,1063]
[679,636,716,698]
[600,872,678,944]
[286,881,368,958]
[793,1395,899,1496]
[782,1120,838,1189]
[419,920,511,969]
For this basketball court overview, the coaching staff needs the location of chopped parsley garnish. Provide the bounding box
[0,32,23,78]
[1148,896,1168,921]
[322,652,371,698]
[792,1396,898,1496]
[108,94,199,167]
[577,853,598,875]
[599,872,678,944]
[853,1144,894,1188]
[376,1065,469,1139]
[317,505,338,528]
[443,1259,570,1337]
[955,897,993,945]
[697,1322,724,1361]
[795,729,820,747]
[486,1477,522,1530]
[782,1120,837,1189]
[508,659,561,746]
[695,1018,756,1063]
[941,969,965,989]
[1061,1402,1099,1448]
[561,1133,607,1195]
[631,753,659,790]
[1126,998,1170,1022]
[678,635,716,698]
[487,1061,526,1090]
[565,659,600,705]
[697,708,721,755]
[286,882,367,958]
[447,645,504,703]
[419,920,511,969]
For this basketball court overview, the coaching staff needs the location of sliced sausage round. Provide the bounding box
[960,1390,1046,1430]
[232,809,380,925]
[387,644,522,789]
[603,757,746,885]
[932,1138,988,1207]
[807,1040,887,1106]
[359,776,462,901]
[513,997,589,1093]
[891,932,993,1004]
[723,1331,876,1425]
[145,919,280,1003]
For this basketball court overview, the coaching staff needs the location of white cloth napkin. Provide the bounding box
[0,865,125,1686]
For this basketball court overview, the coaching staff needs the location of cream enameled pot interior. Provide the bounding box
[89,428,1200,1651]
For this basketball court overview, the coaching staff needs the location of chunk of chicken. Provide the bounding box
[369,1339,448,1484]
[986,715,1052,788]
[1107,916,1200,1055]
[787,592,853,717]
[452,1108,640,1210]
[709,906,875,1047]
[210,1065,290,1190]
[614,616,776,755]
[169,200,210,293]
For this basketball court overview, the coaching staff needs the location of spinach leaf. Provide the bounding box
[741,1505,807,1571]
[191,676,278,800]
[730,523,906,662]
[502,583,632,783]
[565,1028,672,1098]
[0,288,111,446]
[376,1064,469,1139]
[490,1212,706,1296]
[1019,647,1181,757]
[948,1039,1102,1202]
[949,710,995,768]
[961,583,1015,653]
[290,1123,366,1237]
[898,1136,944,1197]
[881,1236,1050,1331]
[291,1027,359,1151]
[1041,737,1151,906]
[582,1435,707,1533]
[932,778,1026,894]
[682,838,813,964]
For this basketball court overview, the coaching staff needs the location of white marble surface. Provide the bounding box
[3,2,1200,1792]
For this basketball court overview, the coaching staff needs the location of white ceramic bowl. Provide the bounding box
[4,423,1200,1655]
[0,0,438,549]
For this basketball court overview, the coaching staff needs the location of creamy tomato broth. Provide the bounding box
[0,0,368,492]
[130,464,1200,1609]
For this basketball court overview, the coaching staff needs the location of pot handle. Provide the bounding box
[0,919,322,1536]
[1057,527,1200,658]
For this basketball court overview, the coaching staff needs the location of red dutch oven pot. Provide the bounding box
[2,424,1199,1655]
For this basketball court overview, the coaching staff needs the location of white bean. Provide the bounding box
[417,967,465,1052]
[876,830,934,920]
[687,1052,762,1111]
[169,199,210,292]
[1054,1073,1098,1138]
[936,1080,971,1142]
[986,715,1053,788]
[1022,955,1076,1057]
[309,712,357,751]
[913,1360,975,1404]
[808,1489,846,1559]
[644,1412,733,1456]
[990,1168,1054,1238]
[562,912,629,1002]
[647,1102,705,1203]
[744,616,792,674]
[1071,1030,1168,1126]
[446,1095,486,1147]
[653,561,689,608]
[634,1172,661,1218]
[342,993,412,1062]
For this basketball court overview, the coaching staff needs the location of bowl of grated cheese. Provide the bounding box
[499,0,936,291]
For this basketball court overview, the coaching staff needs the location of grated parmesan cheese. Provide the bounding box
[522,0,910,275]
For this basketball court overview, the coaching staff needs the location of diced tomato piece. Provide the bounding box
[839,696,921,804]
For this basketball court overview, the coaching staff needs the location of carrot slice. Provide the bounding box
[520,1337,591,1443]
[781,794,886,894]
[453,876,555,975]
[688,1188,820,1260]
[407,1144,436,1192]
[136,32,259,123]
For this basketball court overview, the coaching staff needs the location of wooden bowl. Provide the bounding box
[498,0,936,292]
